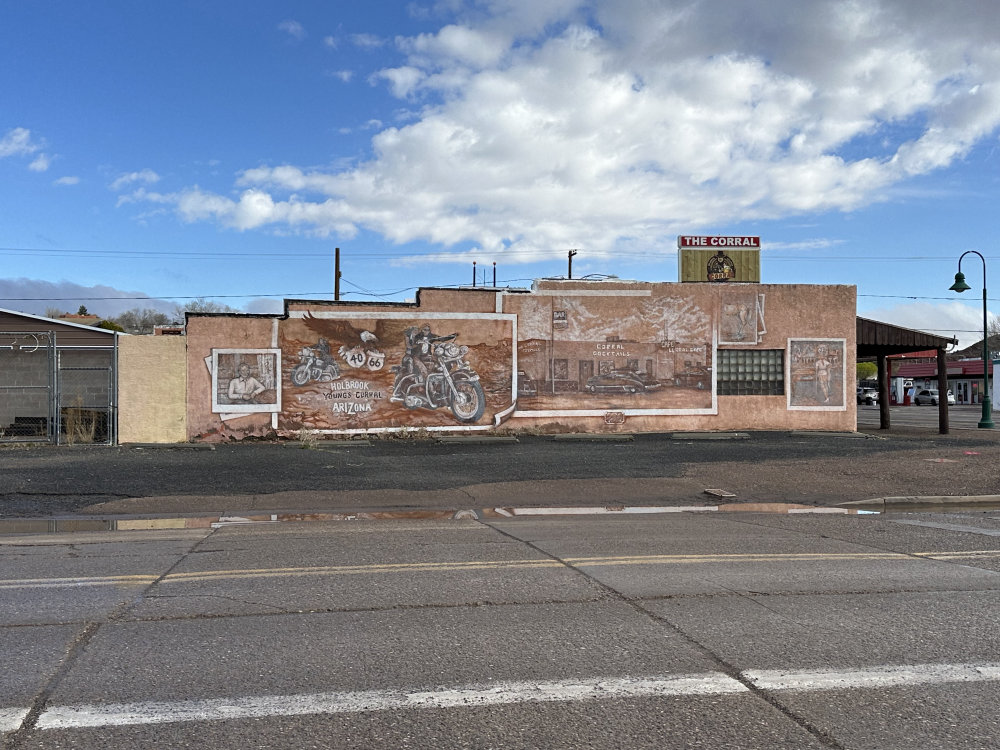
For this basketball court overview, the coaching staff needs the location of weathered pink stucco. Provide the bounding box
[185,280,857,440]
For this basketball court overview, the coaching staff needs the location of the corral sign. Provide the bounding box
[677,236,761,283]
[678,236,760,248]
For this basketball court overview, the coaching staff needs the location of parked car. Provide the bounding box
[516,370,538,397]
[856,387,879,405]
[913,388,955,406]
[674,365,710,389]
[585,370,662,394]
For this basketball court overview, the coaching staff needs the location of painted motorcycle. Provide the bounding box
[291,346,341,386]
[390,329,485,423]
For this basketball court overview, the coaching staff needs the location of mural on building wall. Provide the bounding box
[511,294,715,414]
[719,292,766,345]
[787,338,846,410]
[210,349,282,414]
[278,313,514,432]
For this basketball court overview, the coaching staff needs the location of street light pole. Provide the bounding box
[949,250,994,429]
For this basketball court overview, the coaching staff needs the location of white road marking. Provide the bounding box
[36,674,747,729]
[496,506,719,515]
[30,661,1000,731]
[745,662,1000,692]
[0,708,29,733]
[891,519,1000,538]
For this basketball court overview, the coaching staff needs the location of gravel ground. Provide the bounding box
[0,428,998,518]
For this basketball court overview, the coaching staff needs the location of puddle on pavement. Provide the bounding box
[883,502,1000,513]
[0,518,118,534]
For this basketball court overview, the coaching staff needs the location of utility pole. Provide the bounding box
[473,261,477,287]
[334,247,341,301]
[568,249,578,279]
[493,262,496,287]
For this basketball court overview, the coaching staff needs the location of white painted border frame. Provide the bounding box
[211,348,283,414]
[512,330,718,418]
[786,337,847,412]
[718,292,761,347]
[284,311,518,432]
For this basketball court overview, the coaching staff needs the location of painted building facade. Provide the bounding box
[183,279,857,441]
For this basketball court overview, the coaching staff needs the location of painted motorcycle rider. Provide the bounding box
[391,325,485,423]
[316,338,337,371]
[406,325,442,377]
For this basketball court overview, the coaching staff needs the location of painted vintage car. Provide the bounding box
[674,366,711,389]
[585,370,662,394]
[516,370,538,397]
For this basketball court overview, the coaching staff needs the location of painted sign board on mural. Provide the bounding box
[278,312,515,433]
[507,292,717,417]
[787,338,847,410]
[210,349,282,416]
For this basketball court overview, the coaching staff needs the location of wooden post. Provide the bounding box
[877,353,889,430]
[937,347,950,434]
[334,247,341,301]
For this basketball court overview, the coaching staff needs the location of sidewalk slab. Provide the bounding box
[840,495,1000,511]
[0,502,878,536]
[436,436,519,444]
[551,434,634,442]
[670,432,749,440]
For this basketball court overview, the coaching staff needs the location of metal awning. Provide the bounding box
[856,317,957,433]
[857,317,957,358]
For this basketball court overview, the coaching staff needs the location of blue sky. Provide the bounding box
[2,0,999,347]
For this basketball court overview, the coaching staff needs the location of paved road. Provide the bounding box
[856,403,995,431]
[4,512,1000,749]
[2,427,1000,519]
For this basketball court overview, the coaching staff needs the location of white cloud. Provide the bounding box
[132,1,1000,261]
[110,169,161,191]
[0,127,43,159]
[327,69,354,83]
[351,33,384,49]
[244,297,284,314]
[373,66,425,98]
[0,278,175,319]
[402,24,509,69]
[54,176,80,186]
[278,20,306,40]
[765,239,846,252]
[28,153,51,172]
[323,35,338,49]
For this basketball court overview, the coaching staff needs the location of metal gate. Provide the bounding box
[0,331,57,443]
[57,346,117,445]
[0,331,117,445]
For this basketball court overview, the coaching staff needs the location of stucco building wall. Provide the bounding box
[118,335,187,443]
[502,281,856,434]
[183,280,857,440]
[185,315,278,441]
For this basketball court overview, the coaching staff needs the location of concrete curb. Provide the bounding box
[551,434,634,442]
[670,432,750,440]
[122,443,216,451]
[839,495,1000,511]
[436,436,519,444]
[793,431,877,440]
[0,502,877,535]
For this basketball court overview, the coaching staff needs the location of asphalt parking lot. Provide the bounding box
[2,421,999,519]
[856,402,995,431]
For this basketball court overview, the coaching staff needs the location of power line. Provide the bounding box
[0,292,334,302]
[2,287,998,305]
[1,244,993,263]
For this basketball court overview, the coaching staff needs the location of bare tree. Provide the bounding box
[173,298,239,319]
[112,307,171,335]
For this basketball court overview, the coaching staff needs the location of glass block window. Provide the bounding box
[717,349,784,396]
